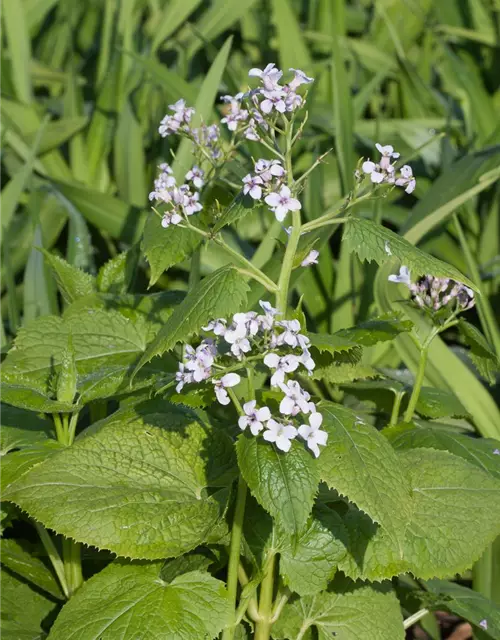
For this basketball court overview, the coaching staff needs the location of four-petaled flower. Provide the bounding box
[263,419,298,452]
[264,353,300,387]
[265,186,301,222]
[238,400,271,435]
[243,174,264,200]
[185,165,205,189]
[224,324,251,358]
[279,380,312,416]
[260,89,287,114]
[298,412,328,458]
[212,373,241,405]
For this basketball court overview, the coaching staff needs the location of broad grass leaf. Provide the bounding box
[4,402,235,559]
[134,266,248,376]
[386,425,500,480]
[48,562,231,640]
[113,99,147,208]
[338,448,500,580]
[344,217,476,289]
[2,0,32,104]
[149,0,203,52]
[272,582,404,640]
[271,0,312,70]
[236,435,319,536]
[0,568,57,640]
[42,250,96,304]
[0,539,64,600]
[317,402,412,555]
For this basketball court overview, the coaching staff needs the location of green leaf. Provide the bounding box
[149,0,203,52]
[42,249,96,304]
[336,314,413,346]
[48,562,231,640]
[236,435,319,535]
[0,539,63,600]
[142,213,201,286]
[96,247,138,294]
[415,387,470,419]
[318,402,412,554]
[272,582,404,640]
[425,579,500,638]
[113,99,146,208]
[344,217,476,289]
[0,568,57,640]
[1,440,62,495]
[0,404,52,453]
[2,0,32,104]
[308,333,361,355]
[386,425,500,480]
[134,266,249,376]
[4,402,234,559]
[339,448,500,580]
[278,508,348,596]
[458,318,500,385]
[0,373,76,414]
[271,0,312,70]
[213,195,260,233]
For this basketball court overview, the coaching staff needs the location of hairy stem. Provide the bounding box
[35,523,70,599]
[62,538,83,596]
[403,347,428,422]
[389,391,404,426]
[255,553,276,640]
[222,475,248,640]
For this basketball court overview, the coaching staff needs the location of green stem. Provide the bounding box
[403,347,428,422]
[67,412,79,445]
[255,553,276,640]
[35,523,70,599]
[222,476,248,640]
[403,608,430,630]
[277,209,301,315]
[62,538,83,596]
[389,391,404,426]
[53,413,65,444]
[237,564,260,622]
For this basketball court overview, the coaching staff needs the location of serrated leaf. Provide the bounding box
[336,314,413,346]
[236,435,319,535]
[317,402,412,555]
[0,568,57,640]
[0,373,76,413]
[48,562,231,640]
[213,195,260,233]
[4,402,235,559]
[272,582,404,640]
[312,362,378,384]
[96,247,138,294]
[458,318,499,384]
[425,580,500,638]
[278,507,348,596]
[0,404,52,453]
[0,539,63,600]
[415,387,470,419]
[386,425,500,480]
[308,333,361,355]
[344,217,476,289]
[1,440,63,494]
[134,267,249,376]
[142,213,201,286]
[338,448,500,580]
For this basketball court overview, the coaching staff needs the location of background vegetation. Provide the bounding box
[1,0,500,638]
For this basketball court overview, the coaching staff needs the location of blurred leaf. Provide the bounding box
[2,0,33,104]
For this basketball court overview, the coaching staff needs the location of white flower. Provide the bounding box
[375,143,400,171]
[183,191,203,216]
[279,380,312,416]
[255,159,285,182]
[185,166,205,190]
[265,186,301,222]
[395,164,416,194]
[233,311,259,336]
[242,174,264,200]
[224,323,252,359]
[161,210,182,228]
[213,373,241,405]
[238,400,271,435]
[298,412,328,458]
[264,353,300,387]
[175,363,194,393]
[185,343,213,382]
[263,419,297,452]
[301,249,319,267]
[288,68,314,91]
[384,241,392,256]
[258,300,279,330]
[276,319,304,348]
[249,63,283,90]
[388,265,411,286]
[260,89,287,114]
[300,348,316,373]
[202,318,227,336]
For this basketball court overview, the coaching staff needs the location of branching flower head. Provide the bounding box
[362,143,416,194]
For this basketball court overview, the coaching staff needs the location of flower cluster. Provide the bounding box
[242,158,301,222]
[389,266,475,312]
[362,143,416,194]
[174,301,327,457]
[149,162,204,228]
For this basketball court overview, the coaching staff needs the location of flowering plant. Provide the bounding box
[2,59,500,640]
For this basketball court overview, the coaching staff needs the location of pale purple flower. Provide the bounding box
[388,266,411,286]
[161,210,182,228]
[249,63,283,90]
[224,324,251,359]
[185,166,205,190]
[175,363,194,393]
[285,90,303,111]
[298,412,328,458]
[202,318,227,336]
[263,419,297,452]
[260,89,287,114]
[183,191,203,216]
[300,348,316,373]
[493,449,500,455]
[301,249,319,267]
[238,400,271,435]
[213,373,241,405]
[479,620,488,630]
[242,174,264,200]
[264,353,300,387]
[255,159,285,182]
[265,186,301,222]
[375,143,400,171]
[395,164,416,194]
[233,311,259,337]
[288,68,314,91]
[276,319,304,348]
[258,300,279,330]
[279,380,312,416]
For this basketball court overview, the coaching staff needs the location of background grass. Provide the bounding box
[1,0,500,634]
